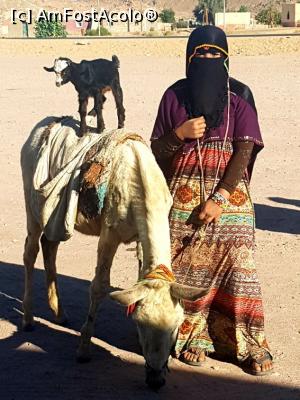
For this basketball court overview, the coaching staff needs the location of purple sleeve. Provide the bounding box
[151,89,188,141]
[233,96,264,146]
[233,95,264,180]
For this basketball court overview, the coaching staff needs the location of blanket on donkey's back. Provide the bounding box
[31,116,145,241]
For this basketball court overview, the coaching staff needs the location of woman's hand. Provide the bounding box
[199,199,222,224]
[199,189,230,224]
[175,117,206,140]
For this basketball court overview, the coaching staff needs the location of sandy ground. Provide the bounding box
[0,38,299,399]
[1,36,300,57]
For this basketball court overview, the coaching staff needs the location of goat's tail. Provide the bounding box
[112,55,120,68]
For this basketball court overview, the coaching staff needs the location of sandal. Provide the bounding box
[179,348,206,367]
[241,349,273,376]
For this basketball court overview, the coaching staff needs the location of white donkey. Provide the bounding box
[21,117,208,390]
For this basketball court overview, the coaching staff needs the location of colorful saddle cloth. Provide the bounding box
[32,116,145,241]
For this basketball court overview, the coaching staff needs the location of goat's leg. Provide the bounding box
[40,234,67,325]
[77,228,119,361]
[88,94,107,117]
[23,213,42,331]
[95,92,105,134]
[78,95,88,136]
[88,95,97,117]
[111,80,125,129]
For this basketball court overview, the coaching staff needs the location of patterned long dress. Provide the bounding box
[168,141,270,361]
[151,83,271,362]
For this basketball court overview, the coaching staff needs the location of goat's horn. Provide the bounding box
[44,66,54,72]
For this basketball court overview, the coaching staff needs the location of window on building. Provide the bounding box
[287,11,290,20]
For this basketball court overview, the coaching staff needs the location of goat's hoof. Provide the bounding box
[22,320,35,332]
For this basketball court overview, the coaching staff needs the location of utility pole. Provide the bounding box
[97,0,101,36]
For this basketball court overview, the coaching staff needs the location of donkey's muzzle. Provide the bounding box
[145,362,168,391]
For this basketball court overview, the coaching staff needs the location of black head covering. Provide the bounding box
[185,26,229,129]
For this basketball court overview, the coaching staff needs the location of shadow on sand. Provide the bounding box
[1,261,299,400]
[268,197,300,208]
[255,199,300,234]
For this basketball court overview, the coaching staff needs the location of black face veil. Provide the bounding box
[185,26,229,129]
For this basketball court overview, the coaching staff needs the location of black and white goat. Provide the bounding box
[44,56,125,136]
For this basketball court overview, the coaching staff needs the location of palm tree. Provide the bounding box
[193,0,223,25]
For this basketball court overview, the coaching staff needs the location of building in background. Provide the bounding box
[1,19,34,37]
[215,12,251,29]
[87,19,172,34]
[65,19,89,36]
[281,3,300,27]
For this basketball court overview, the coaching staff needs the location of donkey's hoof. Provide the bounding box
[76,351,92,363]
[55,315,69,327]
[22,321,35,332]
[76,355,91,364]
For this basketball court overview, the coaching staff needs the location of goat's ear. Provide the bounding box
[44,66,54,72]
[80,63,95,86]
[170,282,209,302]
[110,284,150,306]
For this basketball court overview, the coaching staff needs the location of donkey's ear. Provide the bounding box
[170,282,209,302]
[110,284,150,306]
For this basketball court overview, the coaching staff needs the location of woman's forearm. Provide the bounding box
[217,141,254,194]
[151,131,185,161]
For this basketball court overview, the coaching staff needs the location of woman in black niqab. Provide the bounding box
[186,25,229,129]
[150,26,273,377]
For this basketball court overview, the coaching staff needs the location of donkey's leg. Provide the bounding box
[40,234,67,325]
[23,214,42,331]
[77,228,119,361]
[111,79,125,129]
[136,241,143,280]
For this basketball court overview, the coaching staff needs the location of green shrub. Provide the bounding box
[238,5,248,12]
[34,21,67,38]
[85,26,111,36]
[159,8,176,23]
[143,30,160,37]
[255,5,281,27]
[176,20,189,29]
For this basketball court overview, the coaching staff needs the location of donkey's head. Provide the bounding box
[110,267,208,390]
